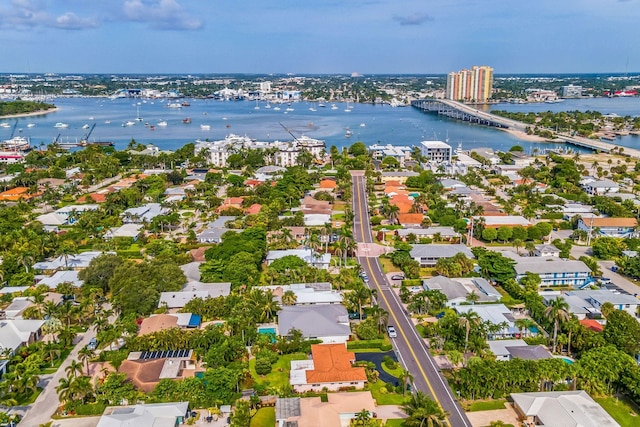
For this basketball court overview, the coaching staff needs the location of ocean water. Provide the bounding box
[1,97,639,153]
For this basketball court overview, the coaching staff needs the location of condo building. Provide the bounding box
[446,66,494,103]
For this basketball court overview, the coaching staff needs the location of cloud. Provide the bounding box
[0,0,98,31]
[54,12,98,30]
[122,0,203,30]
[392,12,434,26]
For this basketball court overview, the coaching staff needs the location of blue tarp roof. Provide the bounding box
[188,314,202,327]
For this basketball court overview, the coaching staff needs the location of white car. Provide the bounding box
[387,325,398,338]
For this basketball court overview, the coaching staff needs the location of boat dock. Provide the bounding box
[411,98,640,158]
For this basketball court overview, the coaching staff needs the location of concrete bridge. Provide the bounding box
[411,98,640,158]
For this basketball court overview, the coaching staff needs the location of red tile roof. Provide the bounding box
[580,318,604,333]
[305,344,367,384]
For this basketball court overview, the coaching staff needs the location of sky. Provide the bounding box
[0,0,639,75]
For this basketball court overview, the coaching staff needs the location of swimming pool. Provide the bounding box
[258,327,276,335]
[528,326,540,334]
[556,356,575,364]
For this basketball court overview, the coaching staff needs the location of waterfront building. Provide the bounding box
[446,65,494,103]
[194,134,324,168]
[562,84,583,98]
[369,143,413,167]
[419,140,452,163]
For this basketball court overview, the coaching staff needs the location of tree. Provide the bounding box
[482,228,497,243]
[78,346,95,375]
[401,391,448,427]
[354,409,372,426]
[458,311,481,352]
[230,399,252,427]
[281,290,297,306]
[544,297,570,353]
[603,309,640,356]
[78,254,123,293]
[496,226,513,243]
[348,142,367,157]
[591,237,625,260]
[399,369,414,396]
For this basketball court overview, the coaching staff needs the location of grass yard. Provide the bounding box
[379,257,400,273]
[384,420,406,427]
[595,396,640,427]
[250,407,276,427]
[367,381,408,405]
[381,362,403,379]
[467,399,507,412]
[250,353,308,389]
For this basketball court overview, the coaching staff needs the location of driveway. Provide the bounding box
[355,351,399,385]
[52,417,101,427]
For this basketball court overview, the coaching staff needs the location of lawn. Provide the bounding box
[467,399,507,412]
[595,396,640,427]
[250,407,275,427]
[379,257,400,274]
[250,353,308,389]
[367,381,408,405]
[384,419,406,427]
[381,362,403,379]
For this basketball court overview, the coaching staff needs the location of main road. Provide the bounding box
[351,171,471,427]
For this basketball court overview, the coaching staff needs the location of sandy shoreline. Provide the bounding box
[0,107,60,120]
[500,127,548,142]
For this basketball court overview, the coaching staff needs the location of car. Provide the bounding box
[435,311,446,319]
[391,274,405,280]
[87,337,98,350]
[348,312,367,320]
[611,265,619,272]
[387,325,397,338]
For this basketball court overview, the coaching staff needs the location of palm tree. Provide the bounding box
[401,391,448,427]
[458,311,481,352]
[369,305,389,334]
[354,409,371,426]
[544,297,570,353]
[514,318,533,339]
[281,290,297,306]
[78,346,95,375]
[525,241,536,256]
[43,341,61,367]
[56,376,73,403]
[399,369,414,396]
[65,360,84,379]
[349,285,373,320]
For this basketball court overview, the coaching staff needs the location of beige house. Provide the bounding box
[276,391,376,427]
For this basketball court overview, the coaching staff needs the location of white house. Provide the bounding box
[96,402,190,427]
[278,305,351,344]
[409,244,474,267]
[514,258,591,287]
[582,179,619,195]
[455,304,520,338]
[577,216,638,238]
[422,276,500,307]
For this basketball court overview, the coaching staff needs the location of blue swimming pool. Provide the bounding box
[529,326,540,334]
[258,327,276,335]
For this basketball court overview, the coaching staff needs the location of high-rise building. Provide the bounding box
[446,66,494,103]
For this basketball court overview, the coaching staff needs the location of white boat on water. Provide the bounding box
[157,121,168,127]
[167,103,182,108]
[104,120,111,124]
[265,103,271,109]
[360,123,366,127]
[82,124,90,129]
[309,107,317,112]
[2,136,30,151]
[200,124,211,131]
[0,123,10,128]
[54,122,69,129]
[331,104,338,110]
[285,107,295,112]
[273,106,281,111]
[27,123,36,128]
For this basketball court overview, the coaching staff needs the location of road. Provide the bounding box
[351,171,471,427]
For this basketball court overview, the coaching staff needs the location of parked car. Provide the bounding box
[435,311,446,319]
[387,325,398,338]
[348,312,367,320]
[391,274,405,280]
[87,337,98,350]
[611,265,619,272]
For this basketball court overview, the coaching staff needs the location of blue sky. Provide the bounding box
[1,0,639,74]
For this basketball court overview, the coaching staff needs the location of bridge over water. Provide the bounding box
[411,98,640,158]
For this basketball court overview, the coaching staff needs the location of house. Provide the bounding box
[422,276,500,307]
[397,213,424,227]
[470,147,500,165]
[379,171,419,184]
[0,187,38,201]
[511,391,619,427]
[396,227,460,242]
[104,224,143,240]
[290,344,367,392]
[196,216,237,243]
[32,251,116,271]
[0,319,45,355]
[488,339,552,361]
[582,179,619,196]
[564,289,639,318]
[369,144,413,167]
[122,203,169,224]
[534,244,560,258]
[278,305,351,344]
[37,270,84,289]
[267,283,343,305]
[474,215,531,229]
[319,178,337,190]
[438,178,466,190]
[97,402,190,427]
[4,297,33,319]
[137,313,202,336]
[514,258,591,287]
[159,282,231,310]
[266,249,331,270]
[455,304,519,338]
[276,392,376,427]
[580,318,604,333]
[419,141,452,163]
[117,350,199,392]
[577,216,638,238]
[409,244,474,267]
[303,213,332,226]
[35,204,100,226]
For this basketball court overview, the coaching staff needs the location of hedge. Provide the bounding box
[74,403,107,415]
[347,340,393,351]
[540,212,563,220]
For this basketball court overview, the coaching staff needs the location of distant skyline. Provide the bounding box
[1,0,639,75]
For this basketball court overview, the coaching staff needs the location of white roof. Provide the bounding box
[488,339,528,357]
[33,251,116,271]
[455,304,517,334]
[159,283,231,309]
[420,140,452,149]
[36,212,67,226]
[511,391,619,427]
[56,204,100,214]
[105,224,143,239]
[97,401,189,427]
[303,214,331,226]
[474,215,531,227]
[0,319,45,353]
[38,270,84,288]
[515,259,591,275]
[0,286,30,295]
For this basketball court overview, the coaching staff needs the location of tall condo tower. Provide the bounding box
[445,65,494,103]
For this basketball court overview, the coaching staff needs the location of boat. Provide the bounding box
[360,123,366,127]
[182,117,192,124]
[157,121,168,127]
[254,100,260,110]
[265,103,271,109]
[331,104,338,110]
[54,122,69,129]
[167,103,182,108]
[345,131,353,138]
[104,120,111,124]
[1,136,30,151]
[125,121,135,127]
[88,116,94,120]
[345,101,352,112]
[544,99,564,104]
[27,123,36,128]
[135,106,143,122]
[273,106,281,111]
[149,125,155,131]
[285,107,295,112]
[309,107,317,112]
[181,101,191,107]
[82,124,90,129]
[318,102,326,108]
[0,123,10,128]
[86,141,114,147]
[200,124,211,131]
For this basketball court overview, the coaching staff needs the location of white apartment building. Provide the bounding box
[194,134,324,168]
[419,140,452,163]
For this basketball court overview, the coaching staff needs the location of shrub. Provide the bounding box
[74,403,107,416]
[383,355,397,370]
[255,357,273,376]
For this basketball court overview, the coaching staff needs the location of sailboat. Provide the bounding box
[254,100,260,110]
[135,106,143,122]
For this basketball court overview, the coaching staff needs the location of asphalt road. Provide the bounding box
[351,172,471,427]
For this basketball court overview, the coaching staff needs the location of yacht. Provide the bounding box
[82,124,90,129]
[200,124,211,131]
[360,123,366,127]
[182,117,192,124]
[167,103,182,108]
[254,100,260,110]
[318,102,326,108]
[27,123,36,128]
[104,120,111,124]
[309,107,317,112]
[125,121,135,127]
[0,123,10,128]
[265,103,271,109]
[157,121,168,127]
[285,107,295,112]
[331,104,338,110]
[54,122,69,129]
[2,136,30,151]
[273,106,281,111]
